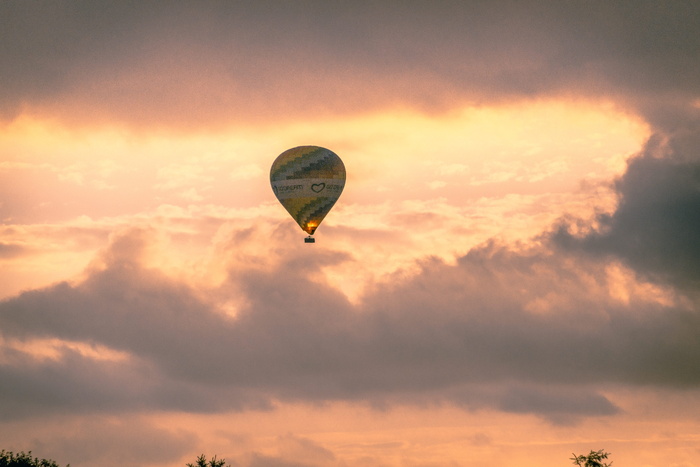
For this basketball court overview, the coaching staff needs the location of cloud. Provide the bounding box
[31,416,196,467]
[2,226,699,424]
[0,242,26,259]
[496,385,618,426]
[2,2,698,127]
[248,453,313,467]
[553,123,700,291]
[268,433,336,467]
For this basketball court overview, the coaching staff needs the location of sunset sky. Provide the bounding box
[1,2,700,467]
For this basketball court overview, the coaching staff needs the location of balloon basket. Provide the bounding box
[304,236,315,243]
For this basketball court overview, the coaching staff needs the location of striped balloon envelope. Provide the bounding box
[270,146,346,242]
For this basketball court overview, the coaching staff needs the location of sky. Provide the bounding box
[1,1,700,466]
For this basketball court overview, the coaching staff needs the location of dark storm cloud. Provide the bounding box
[553,123,700,290]
[497,385,618,425]
[1,1,699,125]
[2,228,699,424]
[527,0,700,299]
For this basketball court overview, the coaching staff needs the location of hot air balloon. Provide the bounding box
[270,146,346,243]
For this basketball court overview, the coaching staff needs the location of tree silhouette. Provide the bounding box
[186,454,230,467]
[0,450,68,467]
[571,449,612,467]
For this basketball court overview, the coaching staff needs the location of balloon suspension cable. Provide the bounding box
[304,236,316,244]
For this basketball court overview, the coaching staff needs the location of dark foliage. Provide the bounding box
[186,454,230,467]
[571,449,612,467]
[0,450,68,467]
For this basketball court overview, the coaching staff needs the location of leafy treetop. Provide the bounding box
[0,450,68,467]
[571,449,612,467]
[186,454,230,467]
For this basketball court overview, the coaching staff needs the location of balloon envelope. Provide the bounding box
[270,146,346,236]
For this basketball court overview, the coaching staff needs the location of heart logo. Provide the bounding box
[311,183,326,193]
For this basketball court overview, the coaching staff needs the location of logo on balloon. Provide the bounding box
[311,183,326,193]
